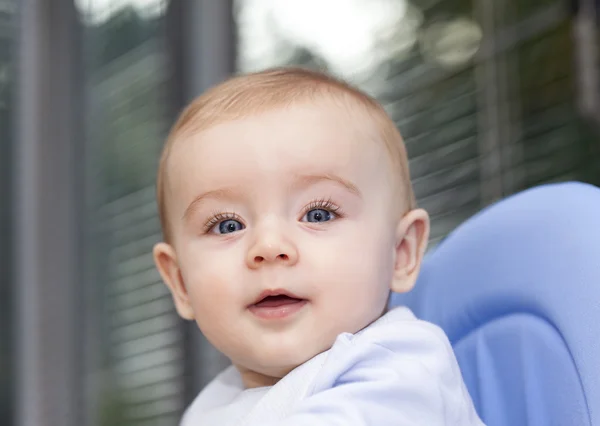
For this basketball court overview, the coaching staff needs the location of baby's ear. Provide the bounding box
[153,242,195,320]
[390,209,430,293]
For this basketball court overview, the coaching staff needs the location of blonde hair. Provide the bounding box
[157,67,415,242]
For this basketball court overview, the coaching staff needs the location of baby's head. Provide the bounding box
[153,68,430,388]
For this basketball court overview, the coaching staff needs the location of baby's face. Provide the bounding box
[165,102,404,385]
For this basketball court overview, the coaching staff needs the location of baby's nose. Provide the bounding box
[246,236,298,269]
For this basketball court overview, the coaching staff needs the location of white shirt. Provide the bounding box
[181,307,485,425]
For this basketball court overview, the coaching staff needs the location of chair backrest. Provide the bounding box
[390,182,600,426]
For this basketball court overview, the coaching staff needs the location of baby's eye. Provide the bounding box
[302,209,335,223]
[213,219,245,234]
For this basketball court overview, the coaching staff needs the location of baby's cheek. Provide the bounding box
[188,269,234,305]
[188,276,237,341]
[325,235,392,298]
[181,263,234,316]
[332,232,389,272]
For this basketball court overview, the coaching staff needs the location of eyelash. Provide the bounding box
[202,198,344,233]
[203,211,243,233]
[300,197,344,219]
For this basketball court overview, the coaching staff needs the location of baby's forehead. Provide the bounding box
[165,105,401,215]
[172,101,381,161]
[171,105,387,181]
[177,95,379,142]
[187,112,381,172]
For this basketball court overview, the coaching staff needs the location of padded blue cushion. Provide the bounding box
[390,182,600,425]
[456,314,587,425]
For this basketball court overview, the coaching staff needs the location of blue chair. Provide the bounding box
[390,182,600,426]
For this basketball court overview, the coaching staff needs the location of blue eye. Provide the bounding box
[303,209,333,223]
[216,219,244,234]
[205,212,245,235]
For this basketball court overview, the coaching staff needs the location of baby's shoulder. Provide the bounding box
[325,307,457,379]
[355,306,451,351]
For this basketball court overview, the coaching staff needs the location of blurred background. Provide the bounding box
[1,0,599,425]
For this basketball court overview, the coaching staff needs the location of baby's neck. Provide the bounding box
[237,365,282,389]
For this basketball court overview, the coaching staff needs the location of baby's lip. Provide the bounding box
[251,288,304,306]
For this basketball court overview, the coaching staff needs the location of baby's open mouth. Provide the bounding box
[249,290,307,319]
[253,294,304,308]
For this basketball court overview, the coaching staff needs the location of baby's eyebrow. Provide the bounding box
[183,188,242,220]
[183,174,361,220]
[291,173,362,198]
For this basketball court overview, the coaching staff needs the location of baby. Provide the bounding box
[153,68,485,425]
